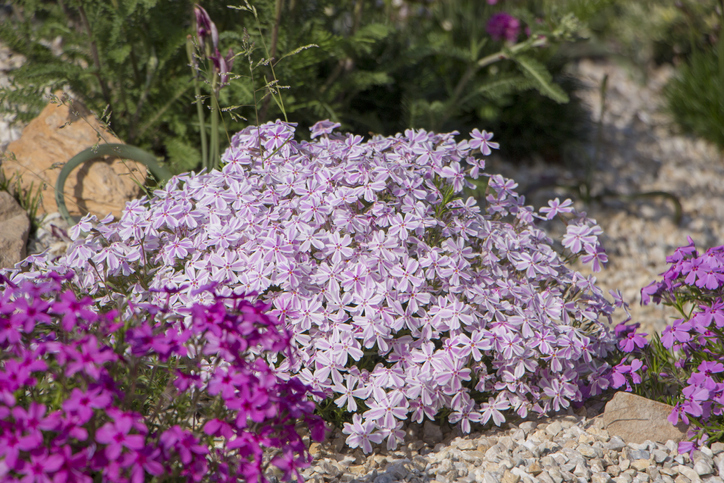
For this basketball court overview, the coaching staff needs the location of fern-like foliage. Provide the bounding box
[665,48,724,150]
[1,0,593,172]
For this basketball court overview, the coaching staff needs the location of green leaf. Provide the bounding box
[513,55,570,104]
[164,137,201,174]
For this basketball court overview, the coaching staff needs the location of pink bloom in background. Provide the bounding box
[487,12,520,43]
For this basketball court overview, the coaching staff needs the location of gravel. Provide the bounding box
[295,414,724,483]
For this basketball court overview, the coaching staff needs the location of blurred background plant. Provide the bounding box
[0,0,599,178]
[576,0,724,151]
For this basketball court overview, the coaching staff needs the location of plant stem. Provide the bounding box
[187,36,208,171]
[77,5,113,112]
[210,71,219,171]
[476,36,547,69]
[259,0,285,122]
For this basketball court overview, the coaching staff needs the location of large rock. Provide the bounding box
[0,191,30,269]
[602,391,688,444]
[1,92,147,219]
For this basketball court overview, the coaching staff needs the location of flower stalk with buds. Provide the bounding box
[187,4,235,172]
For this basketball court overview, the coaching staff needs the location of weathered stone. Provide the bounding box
[632,460,652,472]
[592,473,614,483]
[677,466,702,483]
[547,421,563,437]
[502,470,520,483]
[0,191,30,269]
[693,457,713,476]
[527,461,543,476]
[603,392,689,444]
[710,443,724,455]
[2,92,147,219]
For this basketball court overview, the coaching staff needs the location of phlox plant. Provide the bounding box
[7,120,623,453]
[0,272,325,482]
[611,237,724,455]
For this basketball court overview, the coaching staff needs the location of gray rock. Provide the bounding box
[547,422,563,437]
[654,451,670,464]
[693,457,713,476]
[607,437,627,451]
[603,393,689,445]
[592,473,614,483]
[677,465,702,483]
[0,190,29,269]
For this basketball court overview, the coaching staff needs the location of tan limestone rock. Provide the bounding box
[0,191,30,269]
[602,392,688,445]
[1,92,147,219]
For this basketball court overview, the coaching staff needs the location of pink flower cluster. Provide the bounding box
[614,237,724,455]
[9,120,619,452]
[487,12,521,43]
[0,272,324,482]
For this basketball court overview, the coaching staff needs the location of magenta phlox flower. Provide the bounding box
[343,414,384,453]
[0,427,40,470]
[681,385,709,417]
[63,387,112,424]
[159,425,209,465]
[618,329,648,353]
[64,336,117,379]
[696,299,724,328]
[17,450,64,483]
[9,296,52,334]
[661,319,692,349]
[487,12,521,42]
[53,446,92,483]
[95,413,145,460]
[122,445,164,483]
[50,290,97,332]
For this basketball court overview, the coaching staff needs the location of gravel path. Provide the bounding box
[299,413,724,483]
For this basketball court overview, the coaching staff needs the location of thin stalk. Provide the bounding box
[259,0,285,122]
[210,71,219,171]
[187,36,208,171]
[77,5,113,111]
[476,36,547,69]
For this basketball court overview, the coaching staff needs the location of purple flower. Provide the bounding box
[193,4,218,52]
[95,414,146,460]
[487,12,521,43]
[343,414,384,453]
[618,330,648,353]
[310,119,341,139]
[540,198,574,220]
[479,396,509,426]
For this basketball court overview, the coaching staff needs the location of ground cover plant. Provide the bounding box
[0,271,325,482]
[6,119,626,453]
[610,237,724,454]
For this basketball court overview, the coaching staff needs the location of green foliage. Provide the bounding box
[1,0,599,179]
[665,48,724,150]
[585,0,720,66]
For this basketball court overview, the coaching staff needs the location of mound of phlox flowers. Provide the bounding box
[7,120,624,452]
[0,271,324,482]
